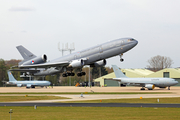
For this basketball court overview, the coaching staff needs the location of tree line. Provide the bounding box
[0,58,112,86]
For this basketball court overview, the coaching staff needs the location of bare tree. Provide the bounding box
[147,55,173,71]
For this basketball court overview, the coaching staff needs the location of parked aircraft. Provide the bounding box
[7,71,51,88]
[11,38,138,77]
[111,65,178,90]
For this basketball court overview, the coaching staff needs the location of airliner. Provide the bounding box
[11,38,138,77]
[7,71,51,88]
[112,65,178,90]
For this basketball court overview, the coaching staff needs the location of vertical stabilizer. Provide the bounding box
[16,45,36,60]
[16,45,37,65]
[112,65,128,78]
[7,71,17,81]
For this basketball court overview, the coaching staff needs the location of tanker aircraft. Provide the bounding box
[11,38,138,77]
[111,65,178,90]
[7,71,51,88]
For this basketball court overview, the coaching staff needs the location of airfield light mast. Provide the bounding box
[58,42,75,56]
[58,42,75,86]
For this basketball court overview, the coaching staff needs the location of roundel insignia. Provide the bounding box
[31,60,34,64]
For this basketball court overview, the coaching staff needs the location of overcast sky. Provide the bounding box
[0,0,180,68]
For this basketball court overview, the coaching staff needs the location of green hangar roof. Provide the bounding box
[146,68,180,78]
[121,69,154,78]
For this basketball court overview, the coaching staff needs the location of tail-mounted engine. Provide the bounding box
[22,54,47,65]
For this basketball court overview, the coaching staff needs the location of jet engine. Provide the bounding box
[69,59,84,68]
[23,54,47,65]
[26,84,32,88]
[145,84,155,90]
[90,59,107,67]
[17,84,22,87]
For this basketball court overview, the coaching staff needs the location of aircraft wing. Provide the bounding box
[19,61,70,68]
[9,69,40,73]
[109,78,122,82]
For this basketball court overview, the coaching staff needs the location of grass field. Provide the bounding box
[63,97,180,104]
[0,92,171,94]
[0,96,69,102]
[1,96,180,103]
[0,106,180,120]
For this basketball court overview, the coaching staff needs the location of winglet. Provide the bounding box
[7,71,17,82]
[112,65,128,78]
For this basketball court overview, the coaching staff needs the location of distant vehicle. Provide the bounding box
[10,38,138,77]
[111,65,178,90]
[7,71,51,88]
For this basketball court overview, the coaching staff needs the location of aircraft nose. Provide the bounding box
[134,40,138,46]
[175,81,178,84]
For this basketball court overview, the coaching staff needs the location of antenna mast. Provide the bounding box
[58,42,75,56]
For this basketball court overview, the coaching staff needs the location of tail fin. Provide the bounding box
[7,71,17,82]
[112,65,128,78]
[16,45,36,65]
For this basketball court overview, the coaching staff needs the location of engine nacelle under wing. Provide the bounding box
[90,59,107,67]
[17,84,22,87]
[145,84,155,90]
[22,54,47,65]
[69,59,84,68]
[26,84,32,88]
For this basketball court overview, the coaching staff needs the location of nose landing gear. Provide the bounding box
[120,54,124,62]
[168,86,170,90]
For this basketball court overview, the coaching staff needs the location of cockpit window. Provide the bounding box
[128,39,135,42]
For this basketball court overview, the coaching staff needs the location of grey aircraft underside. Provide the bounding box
[11,38,138,77]
[7,71,51,88]
[111,65,178,90]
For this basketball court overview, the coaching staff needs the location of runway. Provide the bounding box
[1,103,180,108]
[1,86,180,108]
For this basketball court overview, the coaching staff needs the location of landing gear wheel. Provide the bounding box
[71,73,75,76]
[120,58,124,62]
[168,86,170,90]
[62,74,67,77]
[77,73,82,77]
[140,88,145,90]
[81,72,86,76]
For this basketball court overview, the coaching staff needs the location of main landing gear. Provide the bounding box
[62,68,86,77]
[120,54,124,62]
[140,87,145,90]
[77,72,86,77]
[62,72,75,77]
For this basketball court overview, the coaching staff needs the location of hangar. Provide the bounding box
[94,68,180,87]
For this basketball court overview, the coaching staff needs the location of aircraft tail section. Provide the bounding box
[7,71,17,82]
[16,45,37,65]
[112,65,128,78]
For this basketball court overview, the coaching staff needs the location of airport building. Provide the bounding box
[94,68,180,87]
